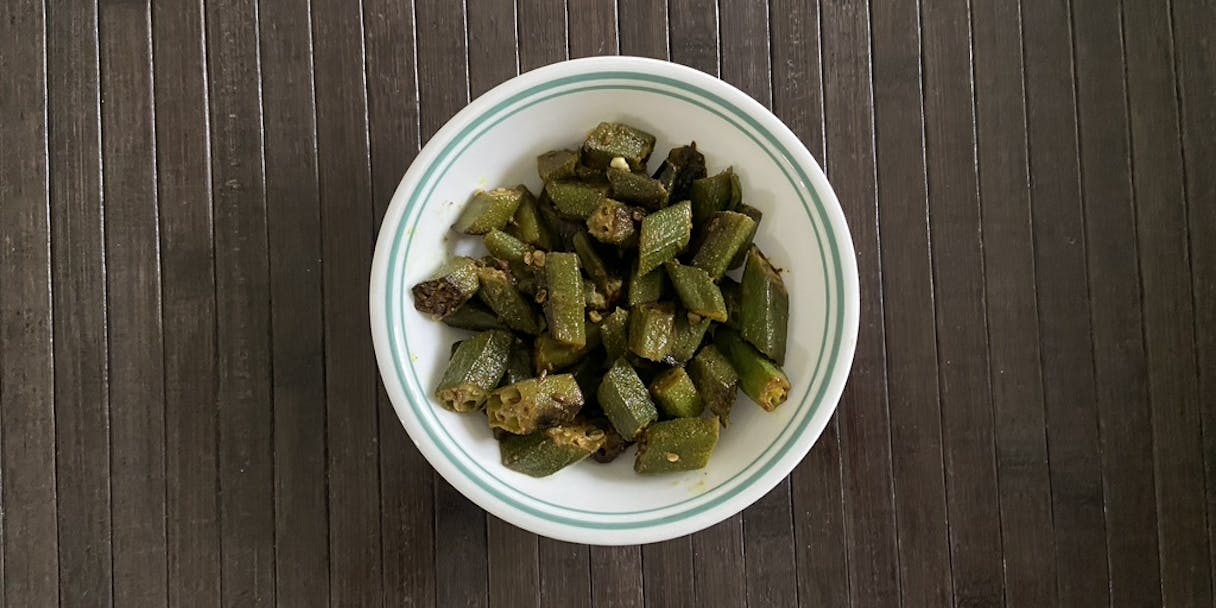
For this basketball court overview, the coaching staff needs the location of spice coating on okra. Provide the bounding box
[454,186,528,235]
[637,201,692,275]
[635,417,720,474]
[739,246,789,364]
[434,330,513,412]
[487,374,585,435]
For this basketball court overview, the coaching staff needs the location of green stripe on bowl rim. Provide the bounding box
[383,71,845,529]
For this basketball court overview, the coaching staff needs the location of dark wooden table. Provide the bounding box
[2,0,1212,606]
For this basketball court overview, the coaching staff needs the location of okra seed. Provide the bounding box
[609,156,630,172]
[588,310,603,323]
[665,452,680,463]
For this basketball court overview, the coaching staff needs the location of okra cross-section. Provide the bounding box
[627,302,675,362]
[688,344,740,425]
[597,358,659,441]
[717,328,790,411]
[586,198,639,247]
[690,211,757,280]
[739,246,789,364]
[454,186,528,235]
[486,374,585,435]
[581,122,657,171]
[543,252,586,347]
[634,417,721,474]
[637,200,692,275]
[411,257,481,319]
[499,422,606,477]
[649,367,704,418]
[664,262,728,322]
[475,265,541,335]
[434,330,514,412]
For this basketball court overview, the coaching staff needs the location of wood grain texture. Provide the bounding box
[517,0,567,71]
[971,0,1057,605]
[1122,1,1212,604]
[667,0,715,74]
[152,0,223,604]
[616,0,666,59]
[46,0,112,604]
[589,546,642,608]
[1072,0,1162,605]
[488,518,540,608]
[567,0,617,57]
[642,539,694,608]
[259,0,329,604]
[538,540,589,608]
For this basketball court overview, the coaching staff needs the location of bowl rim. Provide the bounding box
[370,55,859,545]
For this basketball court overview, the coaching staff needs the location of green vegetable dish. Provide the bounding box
[412,121,791,477]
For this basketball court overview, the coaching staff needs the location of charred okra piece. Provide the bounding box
[669,312,712,364]
[664,262,728,323]
[689,167,742,226]
[586,198,639,247]
[628,302,675,362]
[717,328,790,411]
[545,180,609,220]
[543,252,586,347]
[507,187,557,250]
[652,143,707,203]
[608,167,668,209]
[573,232,624,303]
[690,211,758,279]
[441,300,507,332]
[411,257,481,319]
[634,417,720,474]
[739,246,789,364]
[535,322,601,372]
[537,149,579,183]
[628,260,666,306]
[597,358,659,440]
[487,374,585,435]
[499,422,606,477]
[600,307,630,362]
[637,200,692,275]
[502,340,534,387]
[649,367,704,418]
[434,330,513,412]
[454,186,527,235]
[476,265,541,334]
[688,344,740,425]
[581,122,657,171]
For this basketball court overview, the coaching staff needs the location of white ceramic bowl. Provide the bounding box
[370,56,858,545]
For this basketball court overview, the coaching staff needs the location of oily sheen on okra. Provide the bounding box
[411,121,792,478]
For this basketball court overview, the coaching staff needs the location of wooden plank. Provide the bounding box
[616,0,666,59]
[0,0,58,604]
[971,0,1058,605]
[517,0,566,71]
[258,0,329,605]
[46,0,112,604]
[1021,0,1111,604]
[820,1,901,605]
[642,539,694,608]
[487,518,540,608]
[151,0,222,603]
[566,0,617,57]
[467,0,518,96]
[361,0,434,603]
[1071,0,1162,605]
[1122,1,1212,605]
[538,540,589,608]
[1170,0,1216,595]
[667,0,715,73]
[869,0,953,605]
[690,519,744,608]
[919,0,1005,605]
[769,3,850,605]
[99,1,169,604]
[203,0,276,603]
[588,546,642,608]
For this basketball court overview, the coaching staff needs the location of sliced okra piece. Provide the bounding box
[453,186,526,235]
[475,265,541,335]
[689,167,740,226]
[587,416,630,463]
[502,340,534,387]
[627,302,675,362]
[411,256,481,318]
[690,211,758,279]
[720,276,743,330]
[507,187,557,250]
[669,311,712,364]
[534,321,601,372]
[434,330,513,412]
[717,328,790,411]
[573,232,624,303]
[499,422,606,477]
[652,143,707,203]
[664,262,728,323]
[728,203,763,269]
[484,228,534,265]
[628,260,667,306]
[688,344,740,425]
[634,416,720,474]
[597,358,660,440]
[543,252,586,347]
[637,200,692,275]
[586,198,639,247]
[441,299,507,332]
[649,367,704,418]
[536,190,584,246]
[581,122,657,171]
[537,149,579,183]
[487,373,585,435]
[545,180,609,220]
[607,166,668,209]
[740,246,789,364]
[600,307,630,362]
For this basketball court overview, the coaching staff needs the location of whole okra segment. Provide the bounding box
[484,228,535,265]
[689,167,742,226]
[739,246,789,364]
[597,358,660,440]
[664,262,728,323]
[546,180,610,220]
[634,416,720,474]
[486,373,585,435]
[434,330,514,412]
[508,189,557,250]
[717,328,790,411]
[411,257,481,319]
[649,367,704,418]
[543,252,586,347]
[581,122,657,171]
[628,302,675,363]
[475,265,541,335]
[687,344,740,425]
[690,211,757,280]
[499,422,606,477]
[669,312,712,364]
[607,166,668,209]
[628,260,666,306]
[537,149,579,183]
[454,186,527,235]
[586,198,639,247]
[652,143,707,203]
[637,200,692,275]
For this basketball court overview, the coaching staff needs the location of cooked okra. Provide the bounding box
[420,121,797,478]
[635,417,720,474]
[739,246,789,364]
[597,358,660,441]
[434,330,513,412]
